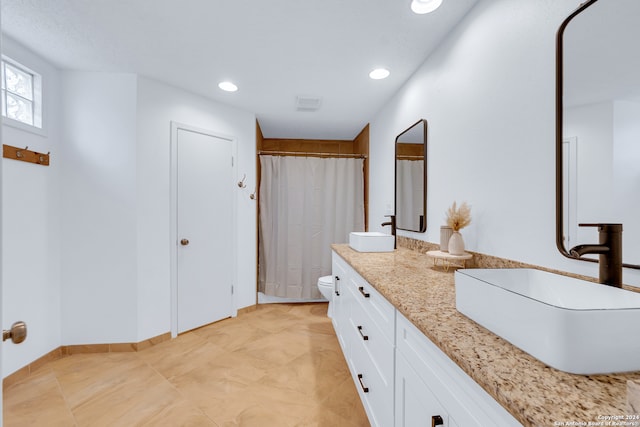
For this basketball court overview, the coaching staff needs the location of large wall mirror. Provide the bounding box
[556,0,640,268]
[396,119,427,232]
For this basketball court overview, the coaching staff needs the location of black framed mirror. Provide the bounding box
[556,0,640,269]
[395,119,427,233]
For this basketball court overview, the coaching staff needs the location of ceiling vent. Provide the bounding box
[295,96,322,112]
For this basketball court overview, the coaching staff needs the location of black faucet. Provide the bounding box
[569,223,623,288]
[381,215,396,249]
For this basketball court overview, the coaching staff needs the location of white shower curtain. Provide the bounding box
[396,159,424,231]
[259,155,365,299]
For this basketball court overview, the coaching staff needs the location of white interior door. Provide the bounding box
[174,125,235,334]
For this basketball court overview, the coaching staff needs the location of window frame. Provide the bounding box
[1,55,44,134]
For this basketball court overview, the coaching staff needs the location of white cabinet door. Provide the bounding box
[331,252,350,351]
[396,352,458,427]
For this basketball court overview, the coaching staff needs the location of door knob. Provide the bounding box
[3,321,27,344]
[180,238,190,246]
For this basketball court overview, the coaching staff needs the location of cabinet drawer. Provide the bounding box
[348,322,394,427]
[348,298,394,386]
[396,313,521,427]
[347,271,395,342]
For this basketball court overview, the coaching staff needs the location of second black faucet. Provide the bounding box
[569,223,623,287]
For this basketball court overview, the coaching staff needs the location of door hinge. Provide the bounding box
[231,285,234,295]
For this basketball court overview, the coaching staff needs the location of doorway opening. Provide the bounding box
[255,123,369,304]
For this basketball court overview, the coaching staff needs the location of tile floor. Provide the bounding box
[3,303,370,427]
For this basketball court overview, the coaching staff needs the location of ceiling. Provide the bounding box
[1,0,478,140]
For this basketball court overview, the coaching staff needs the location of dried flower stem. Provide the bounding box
[446,201,472,232]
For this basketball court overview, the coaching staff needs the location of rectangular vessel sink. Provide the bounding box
[455,268,640,374]
[349,232,394,253]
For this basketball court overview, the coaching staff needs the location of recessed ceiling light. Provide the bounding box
[218,81,238,92]
[411,0,443,14]
[369,68,390,80]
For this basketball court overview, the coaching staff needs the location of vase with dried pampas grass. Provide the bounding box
[445,201,471,255]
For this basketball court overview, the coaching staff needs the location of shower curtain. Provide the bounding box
[396,159,424,231]
[259,155,365,299]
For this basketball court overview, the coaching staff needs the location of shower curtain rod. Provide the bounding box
[397,155,425,160]
[258,150,367,159]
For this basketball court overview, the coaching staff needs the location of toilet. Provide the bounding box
[317,275,334,317]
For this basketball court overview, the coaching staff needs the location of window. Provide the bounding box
[1,57,42,128]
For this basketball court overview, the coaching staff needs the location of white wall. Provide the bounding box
[613,100,640,262]
[2,35,62,375]
[564,101,614,244]
[2,65,257,374]
[563,99,640,271]
[59,74,256,345]
[136,77,257,341]
[59,72,138,344]
[368,0,640,286]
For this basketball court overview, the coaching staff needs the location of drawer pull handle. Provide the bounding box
[357,325,369,340]
[358,286,370,298]
[357,374,369,393]
[334,276,340,296]
[432,415,444,426]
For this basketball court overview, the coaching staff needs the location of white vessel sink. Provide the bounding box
[349,232,395,253]
[455,268,640,374]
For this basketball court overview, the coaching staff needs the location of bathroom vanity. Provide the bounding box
[331,244,640,427]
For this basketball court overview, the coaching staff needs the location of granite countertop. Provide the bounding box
[332,244,640,427]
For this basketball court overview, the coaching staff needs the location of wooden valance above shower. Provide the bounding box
[2,144,50,166]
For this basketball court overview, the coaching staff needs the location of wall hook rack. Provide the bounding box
[2,144,50,166]
[250,188,256,200]
[237,174,247,188]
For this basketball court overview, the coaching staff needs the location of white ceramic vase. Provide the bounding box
[448,231,465,255]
